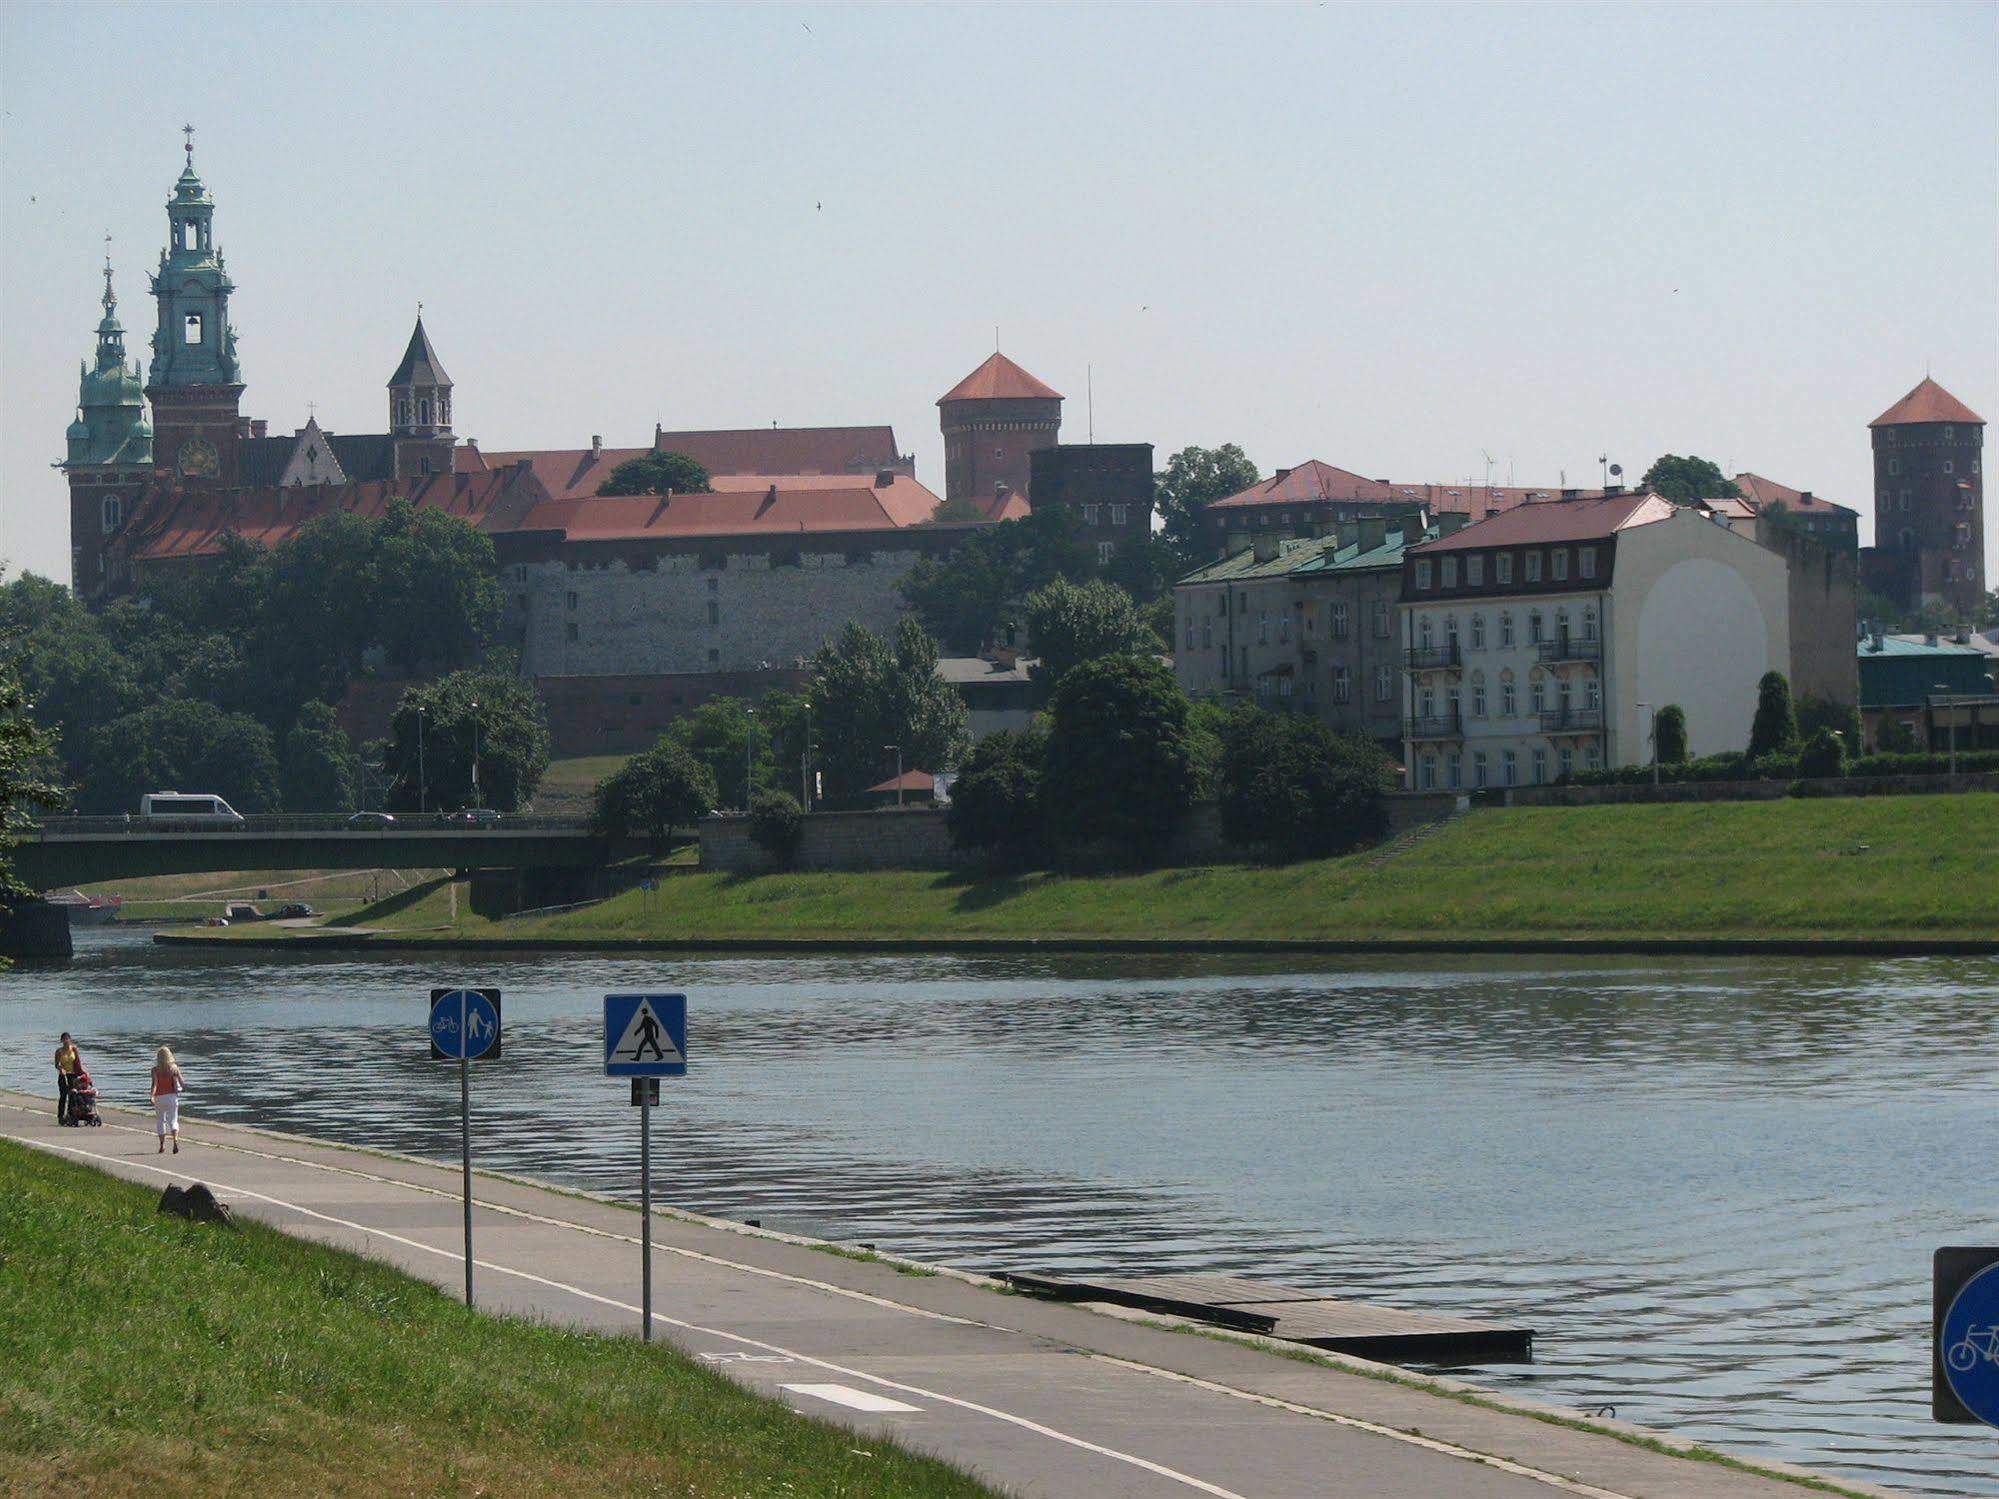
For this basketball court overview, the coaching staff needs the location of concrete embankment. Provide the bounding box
[0,1091,1888,1499]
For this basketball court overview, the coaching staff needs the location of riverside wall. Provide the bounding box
[1502,772,1999,807]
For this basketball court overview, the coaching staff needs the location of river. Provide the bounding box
[4,928,1993,1495]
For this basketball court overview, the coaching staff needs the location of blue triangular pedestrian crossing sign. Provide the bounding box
[604,993,687,1077]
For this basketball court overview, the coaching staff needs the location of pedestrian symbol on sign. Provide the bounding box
[603,993,687,1078]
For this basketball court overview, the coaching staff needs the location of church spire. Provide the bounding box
[388,314,452,437]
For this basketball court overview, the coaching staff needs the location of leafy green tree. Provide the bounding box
[0,572,142,782]
[279,701,361,812]
[1041,655,1194,863]
[1183,698,1229,799]
[1746,670,1799,760]
[372,500,504,672]
[928,495,988,523]
[81,700,279,814]
[1796,694,1862,752]
[0,662,66,902]
[1796,726,1848,779]
[1874,715,1920,753]
[1156,444,1258,572]
[666,697,770,811]
[1653,704,1689,764]
[808,618,970,800]
[898,508,1096,654]
[590,740,715,849]
[1023,577,1156,695]
[597,451,712,496]
[1218,707,1396,860]
[1856,587,1911,632]
[755,689,815,804]
[1639,455,1739,506]
[945,725,1047,865]
[382,672,550,813]
[748,789,805,862]
[1102,533,1175,606]
[255,509,383,712]
[1982,589,1999,630]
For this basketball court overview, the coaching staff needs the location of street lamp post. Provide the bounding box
[802,703,812,811]
[884,744,902,808]
[744,706,757,812]
[1637,702,1658,787]
[416,706,427,814]
[1934,683,1958,776]
[469,701,482,808]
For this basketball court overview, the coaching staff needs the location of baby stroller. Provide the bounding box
[62,1069,102,1127]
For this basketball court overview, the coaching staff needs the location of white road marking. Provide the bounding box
[781,1382,923,1414]
[3,1105,1662,1499]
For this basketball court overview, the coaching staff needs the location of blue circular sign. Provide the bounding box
[1942,1261,1999,1428]
[431,988,500,1060]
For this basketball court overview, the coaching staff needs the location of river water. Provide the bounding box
[4,928,1994,1495]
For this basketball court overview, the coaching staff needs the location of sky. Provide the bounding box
[3,1,1994,588]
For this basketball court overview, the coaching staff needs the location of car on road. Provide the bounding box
[272,902,319,919]
[346,811,397,829]
[436,807,502,827]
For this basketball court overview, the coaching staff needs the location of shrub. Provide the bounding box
[590,741,715,849]
[1041,655,1194,865]
[1795,727,1848,779]
[1796,695,1862,750]
[1848,750,1999,778]
[748,790,804,862]
[945,726,1047,865]
[1219,708,1396,860]
[1747,671,1798,759]
[1654,704,1688,764]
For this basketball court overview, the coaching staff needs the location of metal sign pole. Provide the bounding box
[460,991,473,1309]
[640,1087,653,1341]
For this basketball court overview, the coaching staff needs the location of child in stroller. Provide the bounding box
[62,1068,102,1127]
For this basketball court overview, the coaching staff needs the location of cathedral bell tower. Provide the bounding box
[146,126,243,486]
[60,247,154,597]
[387,314,455,478]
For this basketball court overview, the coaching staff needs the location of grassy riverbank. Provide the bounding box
[323,795,1999,944]
[0,1139,995,1499]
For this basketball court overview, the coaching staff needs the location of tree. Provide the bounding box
[1653,704,1689,764]
[1746,670,1799,760]
[748,790,805,863]
[590,740,715,849]
[1102,532,1175,606]
[372,500,504,672]
[1023,577,1156,695]
[897,507,1096,655]
[1982,589,1999,631]
[1155,444,1258,573]
[807,618,970,800]
[1796,726,1848,779]
[1218,707,1395,860]
[1639,455,1739,506]
[0,571,142,783]
[928,495,988,523]
[1040,655,1194,863]
[665,697,770,811]
[382,672,550,813]
[945,725,1047,865]
[0,662,66,902]
[755,689,815,805]
[1796,694,1862,753]
[279,701,361,812]
[80,700,279,814]
[1857,587,1911,632]
[1874,716,1920,753]
[597,451,712,496]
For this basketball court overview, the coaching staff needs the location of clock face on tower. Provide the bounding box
[177,436,219,478]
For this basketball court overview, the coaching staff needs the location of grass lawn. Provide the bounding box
[0,1139,997,1499]
[330,794,1999,943]
[531,754,630,817]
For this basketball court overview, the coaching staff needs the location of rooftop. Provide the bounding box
[1407,493,1674,553]
[1858,634,1991,659]
[1869,376,1985,429]
[1727,473,1856,517]
[937,352,1062,404]
[1207,459,1607,522]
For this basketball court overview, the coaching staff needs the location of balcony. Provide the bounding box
[1536,636,1601,664]
[1406,710,1465,740]
[1405,644,1461,671]
[1538,707,1604,733]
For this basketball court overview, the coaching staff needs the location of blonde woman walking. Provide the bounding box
[151,1046,185,1154]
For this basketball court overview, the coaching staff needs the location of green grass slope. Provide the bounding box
[0,1140,996,1499]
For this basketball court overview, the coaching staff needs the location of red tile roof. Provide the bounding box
[937,352,1063,404]
[1728,472,1855,516]
[521,473,945,542]
[468,426,907,487]
[1208,459,1603,523]
[1409,493,1674,553]
[864,770,936,794]
[1869,377,1984,428]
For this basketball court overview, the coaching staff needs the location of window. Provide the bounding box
[994,447,1006,460]
[1585,677,1601,710]
[1279,613,1290,644]
[101,495,122,533]
[564,622,578,642]
[1496,553,1513,584]
[1528,609,1544,644]
[1900,489,1912,510]
[1419,617,1434,650]
[1414,559,1433,589]
[1471,671,1487,716]
[706,599,719,627]
[1445,615,1459,652]
[1554,606,1569,640]
[1502,749,1518,786]
[1469,613,1486,650]
[1500,673,1517,716]
[1373,601,1391,637]
[1585,745,1601,770]
[1524,551,1542,582]
[182,220,198,250]
[1418,686,1435,717]
[1446,752,1462,789]
[1943,461,1954,475]
[1420,755,1437,790]
[1331,602,1349,638]
[1374,665,1393,702]
[1185,621,1196,651]
[1258,610,1270,644]
[565,590,578,610]
[1083,504,1101,525]
[1551,549,1568,581]
[183,312,203,344]
[1333,666,1351,702]
[1473,750,1489,787]
[1238,591,1248,614]
[708,648,720,666]
[1441,557,1458,588]
[514,593,526,610]
[1499,611,1514,648]
[1578,547,1596,579]
[1530,670,1546,713]
[1944,426,1954,439]
[1466,555,1484,586]
[1887,458,1900,476]
[1202,618,1213,648]
[1559,746,1574,780]
[1111,504,1129,526]
[1582,606,1598,641]
[1097,541,1115,565]
[1532,748,1547,785]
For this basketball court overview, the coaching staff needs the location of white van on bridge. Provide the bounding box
[138,793,247,829]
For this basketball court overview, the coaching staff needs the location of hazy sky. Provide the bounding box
[3,2,1994,587]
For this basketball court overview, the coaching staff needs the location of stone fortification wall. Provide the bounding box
[515,546,919,678]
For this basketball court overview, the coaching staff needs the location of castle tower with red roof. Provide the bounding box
[1867,376,1985,616]
[937,352,1061,506]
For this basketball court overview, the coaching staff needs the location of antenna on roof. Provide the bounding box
[994,325,1000,353]
[1087,364,1094,445]
[1598,453,1609,488]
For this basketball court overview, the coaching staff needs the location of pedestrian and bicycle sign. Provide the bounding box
[1936,1247,1999,1427]
[430,987,501,1060]
[604,993,687,1077]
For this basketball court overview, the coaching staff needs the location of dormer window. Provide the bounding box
[1496,553,1513,584]
[1414,559,1433,589]
[1524,550,1542,582]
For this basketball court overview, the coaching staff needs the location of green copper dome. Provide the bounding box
[64,262,153,470]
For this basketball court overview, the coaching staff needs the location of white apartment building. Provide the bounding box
[1398,496,1793,790]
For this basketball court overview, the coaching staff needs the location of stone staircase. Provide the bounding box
[1365,806,1466,868]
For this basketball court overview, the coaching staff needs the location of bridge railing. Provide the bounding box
[23,814,594,837]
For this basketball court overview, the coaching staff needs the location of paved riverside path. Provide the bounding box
[2,1093,1877,1499]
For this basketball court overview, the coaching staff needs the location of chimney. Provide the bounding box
[591,434,602,456]
[875,468,895,487]
[1227,531,1250,555]
[1799,490,1813,503]
[1561,488,1581,501]
[251,419,268,438]
[1358,517,1388,552]
[1925,632,1940,648]
[1954,626,1972,645]
[1274,467,1293,482]
[1604,483,1625,495]
[994,480,1010,499]
[1869,629,1884,652]
[1436,513,1470,538]
[1252,534,1281,563]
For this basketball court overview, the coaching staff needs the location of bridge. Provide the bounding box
[12,815,642,891]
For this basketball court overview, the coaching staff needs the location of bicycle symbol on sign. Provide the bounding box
[1948,1324,1999,1374]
